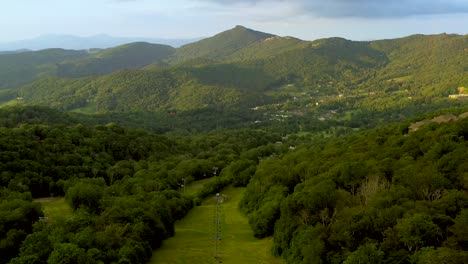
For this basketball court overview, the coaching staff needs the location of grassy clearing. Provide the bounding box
[34,197,72,222]
[385,75,412,83]
[70,102,97,114]
[0,99,19,108]
[184,177,217,196]
[150,185,281,264]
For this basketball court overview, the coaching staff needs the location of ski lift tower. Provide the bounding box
[213,193,224,262]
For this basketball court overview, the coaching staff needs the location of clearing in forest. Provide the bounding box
[34,197,73,222]
[150,185,281,264]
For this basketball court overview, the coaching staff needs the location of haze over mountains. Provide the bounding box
[0,34,202,51]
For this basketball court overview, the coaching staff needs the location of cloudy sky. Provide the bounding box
[1,0,467,42]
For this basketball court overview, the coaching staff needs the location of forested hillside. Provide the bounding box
[0,109,286,263]
[56,42,176,78]
[241,116,468,263]
[0,42,176,89]
[0,49,88,89]
[172,25,275,62]
[370,33,468,97]
[0,27,463,123]
[17,67,258,112]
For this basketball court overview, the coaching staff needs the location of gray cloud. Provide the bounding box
[198,0,468,18]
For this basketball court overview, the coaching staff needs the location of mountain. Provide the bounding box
[225,36,307,61]
[1,26,466,119]
[172,25,276,63]
[240,37,388,88]
[0,34,201,51]
[0,49,30,55]
[6,36,395,112]
[0,42,175,89]
[17,66,264,112]
[370,33,468,97]
[0,49,89,89]
[56,42,176,78]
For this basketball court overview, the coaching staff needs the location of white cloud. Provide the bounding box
[196,0,468,18]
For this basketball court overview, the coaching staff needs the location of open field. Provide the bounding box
[0,99,19,108]
[150,185,281,264]
[184,177,217,196]
[70,101,97,114]
[34,197,72,222]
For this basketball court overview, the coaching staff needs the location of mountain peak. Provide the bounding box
[234,25,248,30]
[230,25,272,36]
[229,25,269,36]
[174,26,275,62]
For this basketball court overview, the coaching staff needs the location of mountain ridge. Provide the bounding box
[0,34,202,51]
[0,26,466,116]
[56,42,176,78]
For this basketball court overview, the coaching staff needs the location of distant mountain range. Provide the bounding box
[0,34,202,51]
[0,26,466,115]
[0,49,30,55]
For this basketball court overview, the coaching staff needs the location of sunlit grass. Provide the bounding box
[34,197,72,222]
[70,101,97,114]
[0,99,19,108]
[150,185,281,264]
[185,177,217,196]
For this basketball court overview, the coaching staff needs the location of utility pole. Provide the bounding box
[213,167,219,180]
[215,193,220,259]
[213,193,223,262]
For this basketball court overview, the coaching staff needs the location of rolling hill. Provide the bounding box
[0,49,88,89]
[1,26,466,121]
[226,35,307,61]
[370,33,468,97]
[17,66,262,112]
[55,42,176,78]
[0,49,30,55]
[14,35,393,113]
[0,42,175,89]
[0,34,200,51]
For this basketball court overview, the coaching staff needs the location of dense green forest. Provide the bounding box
[241,117,468,263]
[0,107,288,263]
[2,107,466,263]
[0,26,467,263]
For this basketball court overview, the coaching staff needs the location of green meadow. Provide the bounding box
[34,197,72,222]
[185,177,217,196]
[150,185,281,264]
